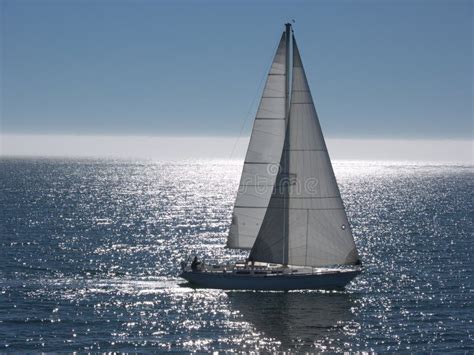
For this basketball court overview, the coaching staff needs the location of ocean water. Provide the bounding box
[0,158,472,352]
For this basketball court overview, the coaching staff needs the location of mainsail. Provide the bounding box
[249,35,359,267]
[227,32,288,249]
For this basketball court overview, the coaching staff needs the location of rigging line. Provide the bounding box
[228,31,282,160]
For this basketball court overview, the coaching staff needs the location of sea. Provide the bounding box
[0,158,472,352]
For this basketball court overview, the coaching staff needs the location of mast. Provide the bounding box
[283,23,292,265]
[285,23,291,113]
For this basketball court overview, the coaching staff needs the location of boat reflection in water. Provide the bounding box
[226,291,356,351]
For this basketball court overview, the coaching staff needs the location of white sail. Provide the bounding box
[250,36,359,266]
[286,38,358,266]
[227,32,288,249]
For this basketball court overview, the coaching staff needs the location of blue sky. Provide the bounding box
[1,0,472,139]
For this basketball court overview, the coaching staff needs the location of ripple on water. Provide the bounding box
[0,159,473,351]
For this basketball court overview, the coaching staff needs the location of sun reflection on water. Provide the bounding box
[0,159,472,351]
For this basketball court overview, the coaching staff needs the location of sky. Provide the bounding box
[0,0,473,160]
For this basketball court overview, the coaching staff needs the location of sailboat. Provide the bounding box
[180,24,362,290]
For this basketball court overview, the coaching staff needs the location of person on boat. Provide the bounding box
[246,255,255,268]
[191,256,201,271]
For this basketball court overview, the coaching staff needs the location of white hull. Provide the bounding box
[180,267,361,291]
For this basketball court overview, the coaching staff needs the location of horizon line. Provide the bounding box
[1,134,472,164]
[1,133,472,142]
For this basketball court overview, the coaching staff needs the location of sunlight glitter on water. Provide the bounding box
[0,159,473,351]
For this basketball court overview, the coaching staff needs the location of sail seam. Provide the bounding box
[271,196,341,199]
[258,109,286,115]
[283,149,327,152]
[239,184,275,187]
[252,128,284,137]
[234,206,269,209]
